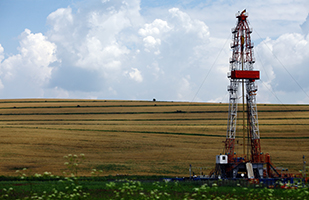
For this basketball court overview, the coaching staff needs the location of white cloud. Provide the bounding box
[138,19,171,36]
[44,2,214,100]
[47,7,73,33]
[255,32,309,103]
[143,36,161,51]
[126,68,143,82]
[0,29,57,97]
[169,8,209,40]
[44,1,142,95]
[139,19,171,53]
[18,29,57,72]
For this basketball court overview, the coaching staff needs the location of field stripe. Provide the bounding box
[1,118,309,122]
[0,126,226,138]
[0,104,225,109]
[2,110,309,116]
[2,126,309,139]
[3,122,309,126]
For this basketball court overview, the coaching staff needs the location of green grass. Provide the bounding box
[1,155,308,199]
[0,177,308,199]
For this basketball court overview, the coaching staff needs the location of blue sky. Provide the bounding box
[0,0,309,103]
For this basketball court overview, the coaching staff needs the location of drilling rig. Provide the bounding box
[214,10,280,179]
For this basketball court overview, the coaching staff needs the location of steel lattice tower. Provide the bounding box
[225,10,261,163]
[214,10,281,179]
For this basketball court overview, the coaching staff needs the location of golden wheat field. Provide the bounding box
[0,99,308,177]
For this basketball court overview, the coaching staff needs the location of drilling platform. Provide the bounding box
[165,10,306,185]
[213,10,280,179]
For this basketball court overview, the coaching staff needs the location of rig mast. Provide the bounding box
[214,10,280,179]
[226,9,261,163]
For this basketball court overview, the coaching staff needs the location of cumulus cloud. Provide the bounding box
[126,68,143,82]
[138,19,171,36]
[255,32,309,103]
[44,1,215,101]
[44,1,140,95]
[169,8,209,40]
[138,18,171,53]
[0,29,57,97]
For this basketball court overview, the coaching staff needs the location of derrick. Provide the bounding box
[214,10,280,179]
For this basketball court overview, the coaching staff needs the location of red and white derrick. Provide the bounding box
[226,10,261,164]
[213,10,284,179]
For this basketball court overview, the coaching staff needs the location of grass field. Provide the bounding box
[1,176,308,199]
[0,99,308,177]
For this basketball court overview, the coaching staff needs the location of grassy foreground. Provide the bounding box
[0,99,308,177]
[1,175,309,199]
[0,153,308,199]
